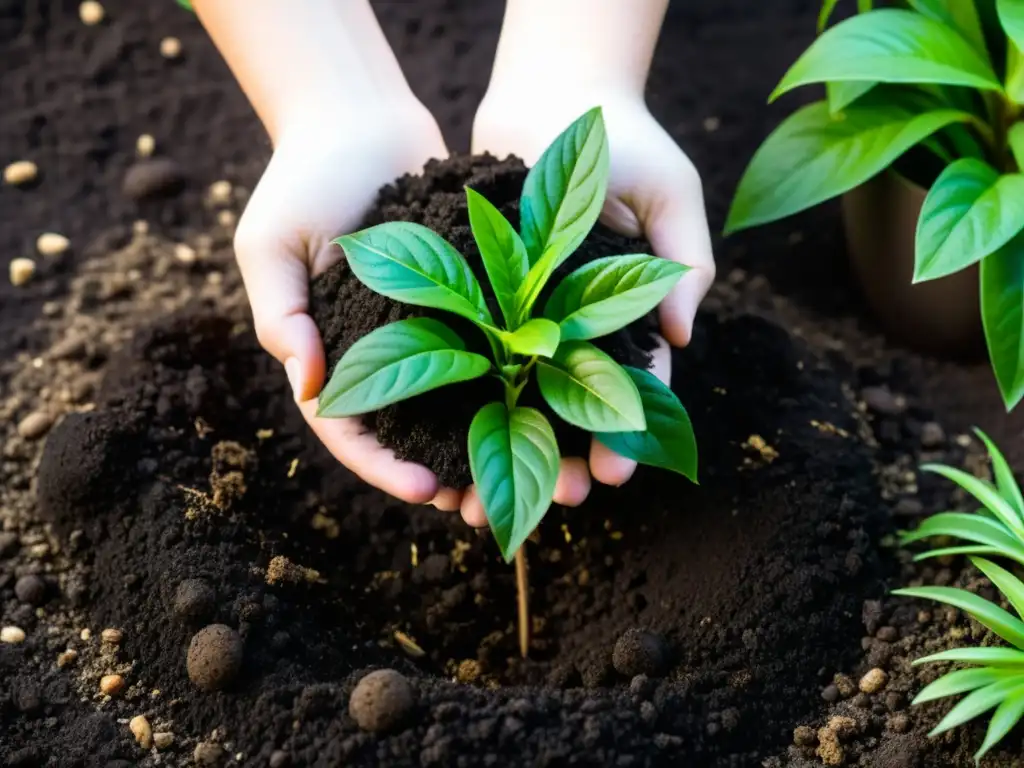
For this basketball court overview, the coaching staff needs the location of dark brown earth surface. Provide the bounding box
[3,2,1024,767]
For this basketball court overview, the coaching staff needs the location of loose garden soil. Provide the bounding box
[4,2,1024,767]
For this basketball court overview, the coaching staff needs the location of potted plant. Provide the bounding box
[316,108,699,655]
[725,0,1024,410]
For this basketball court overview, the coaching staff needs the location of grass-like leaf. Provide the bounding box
[914,647,1024,667]
[912,667,1013,705]
[976,689,1024,761]
[971,557,1024,619]
[892,586,1024,650]
[974,428,1024,517]
[921,463,1024,538]
[930,677,1024,737]
[899,511,1024,564]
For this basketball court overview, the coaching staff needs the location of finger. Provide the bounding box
[459,487,488,528]
[429,487,464,512]
[553,456,591,507]
[589,439,637,486]
[297,398,439,505]
[646,183,716,348]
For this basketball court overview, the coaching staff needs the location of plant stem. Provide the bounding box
[515,547,530,658]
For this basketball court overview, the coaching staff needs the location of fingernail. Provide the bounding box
[284,357,302,401]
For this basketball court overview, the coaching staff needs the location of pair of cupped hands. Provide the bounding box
[234,90,715,527]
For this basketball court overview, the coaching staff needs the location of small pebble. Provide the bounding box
[859,667,888,694]
[1,626,26,644]
[3,160,38,186]
[702,116,721,132]
[349,669,414,733]
[174,243,197,264]
[79,0,104,25]
[100,674,125,696]
[123,158,185,201]
[920,421,945,448]
[892,498,924,518]
[612,628,669,677]
[153,732,174,750]
[129,715,152,749]
[36,232,69,256]
[187,624,244,691]
[821,684,839,702]
[57,649,78,668]
[17,412,53,440]
[269,751,289,768]
[101,628,123,644]
[14,575,46,606]
[80,628,92,641]
[160,36,182,58]
[193,742,224,765]
[216,209,236,228]
[209,180,232,205]
[861,385,904,416]
[9,258,35,286]
[173,578,216,622]
[833,673,856,698]
[889,713,910,733]
[136,134,155,158]
[875,626,898,642]
[793,724,817,747]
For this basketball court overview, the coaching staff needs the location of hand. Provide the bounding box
[233,101,453,505]
[464,88,715,524]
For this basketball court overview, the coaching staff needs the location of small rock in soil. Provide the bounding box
[419,553,450,583]
[0,532,19,556]
[57,649,78,668]
[793,725,817,747]
[9,257,35,286]
[160,36,182,58]
[876,626,898,642]
[17,411,53,440]
[835,672,857,698]
[892,498,924,518]
[193,742,225,765]
[129,715,152,749]
[101,628,122,644]
[861,385,904,416]
[79,1,104,25]
[100,674,124,696]
[859,667,888,693]
[37,232,70,256]
[3,160,38,186]
[349,669,415,733]
[612,628,669,677]
[153,732,173,750]
[269,751,289,768]
[629,674,654,699]
[14,575,46,605]
[173,578,216,622]
[1,626,26,644]
[122,158,185,201]
[136,134,155,158]
[920,421,945,448]
[186,624,243,691]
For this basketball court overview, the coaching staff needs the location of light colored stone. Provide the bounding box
[101,628,123,644]
[160,36,182,58]
[17,412,52,440]
[0,626,26,644]
[217,209,236,228]
[209,180,232,205]
[9,258,35,286]
[36,232,69,256]
[4,160,38,186]
[174,243,197,264]
[79,1,104,25]
[80,628,92,641]
[130,715,153,749]
[57,649,78,668]
[100,674,125,696]
[136,134,155,158]
[859,667,888,694]
[153,732,174,750]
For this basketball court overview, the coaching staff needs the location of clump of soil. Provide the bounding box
[308,153,658,488]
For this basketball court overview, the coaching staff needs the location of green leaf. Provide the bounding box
[899,511,1024,561]
[316,318,491,418]
[908,0,991,59]
[913,545,1005,561]
[465,187,529,328]
[502,319,561,358]
[914,159,1024,282]
[922,463,1024,538]
[975,428,1024,516]
[827,80,875,112]
[725,100,971,233]
[770,9,1002,101]
[818,0,841,33]
[912,666,1013,704]
[893,586,1024,649]
[915,647,1024,666]
[334,222,493,325]
[981,231,1024,410]
[468,403,560,562]
[971,557,1024,618]
[930,676,1024,736]
[999,0,1024,51]
[976,688,1024,761]
[594,366,698,481]
[1010,123,1024,171]
[519,107,610,267]
[543,255,688,342]
[537,341,645,432]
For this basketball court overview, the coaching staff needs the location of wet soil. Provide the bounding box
[3,1,1024,767]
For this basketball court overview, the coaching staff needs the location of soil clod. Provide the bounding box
[349,669,415,733]
[612,628,669,678]
[122,158,185,202]
[14,574,46,605]
[186,624,244,691]
[173,578,216,623]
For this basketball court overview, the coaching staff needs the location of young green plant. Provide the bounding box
[725,0,1024,411]
[896,429,1024,763]
[316,107,699,655]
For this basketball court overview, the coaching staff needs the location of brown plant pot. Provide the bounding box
[842,171,984,359]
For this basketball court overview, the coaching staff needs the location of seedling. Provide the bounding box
[725,0,1024,411]
[317,107,698,655]
[897,430,1024,764]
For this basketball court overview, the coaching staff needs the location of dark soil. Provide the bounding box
[4,1,1024,767]
[309,153,657,488]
